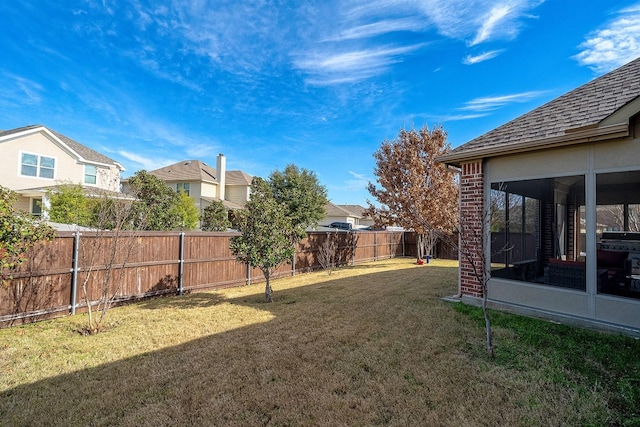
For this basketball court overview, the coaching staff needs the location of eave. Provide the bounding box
[437,122,630,167]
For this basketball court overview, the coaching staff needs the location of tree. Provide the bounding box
[230,177,295,302]
[269,164,328,242]
[317,231,338,275]
[457,203,495,357]
[127,170,182,230]
[172,191,199,230]
[365,125,458,260]
[77,191,145,334]
[201,200,231,231]
[440,183,514,358]
[46,183,94,226]
[0,186,55,284]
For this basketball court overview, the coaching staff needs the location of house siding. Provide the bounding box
[226,185,249,207]
[200,182,217,199]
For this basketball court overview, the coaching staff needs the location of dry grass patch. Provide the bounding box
[1,258,638,426]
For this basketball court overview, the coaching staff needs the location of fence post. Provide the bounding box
[246,263,251,286]
[178,232,185,295]
[70,231,80,315]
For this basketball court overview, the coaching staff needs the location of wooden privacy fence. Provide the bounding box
[1,230,414,326]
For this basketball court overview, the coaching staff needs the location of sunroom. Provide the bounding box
[439,56,640,334]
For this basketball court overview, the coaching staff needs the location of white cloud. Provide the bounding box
[293,0,543,86]
[0,73,43,104]
[436,113,489,121]
[463,50,504,64]
[469,5,513,46]
[185,143,217,159]
[118,150,179,171]
[416,0,544,44]
[460,91,546,111]
[294,43,428,85]
[324,17,427,41]
[344,171,370,191]
[574,4,640,73]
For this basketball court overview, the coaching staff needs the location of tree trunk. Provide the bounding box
[482,273,494,358]
[264,270,273,303]
[416,233,424,260]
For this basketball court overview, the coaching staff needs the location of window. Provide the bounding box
[84,165,97,185]
[177,183,190,196]
[490,175,585,290]
[39,156,55,178]
[20,153,55,179]
[31,198,42,216]
[21,153,38,176]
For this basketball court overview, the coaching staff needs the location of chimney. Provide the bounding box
[216,153,226,201]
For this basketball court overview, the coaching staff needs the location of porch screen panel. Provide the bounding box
[490,175,584,289]
[596,170,640,300]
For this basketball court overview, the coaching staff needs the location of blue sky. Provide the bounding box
[2,1,640,207]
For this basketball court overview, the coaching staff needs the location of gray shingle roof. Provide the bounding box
[148,160,218,183]
[441,56,640,163]
[225,170,253,185]
[200,196,244,210]
[147,160,253,185]
[337,204,371,218]
[325,202,360,218]
[0,124,121,167]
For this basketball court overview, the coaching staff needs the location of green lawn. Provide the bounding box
[1,258,638,426]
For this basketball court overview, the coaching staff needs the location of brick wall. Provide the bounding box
[459,160,484,297]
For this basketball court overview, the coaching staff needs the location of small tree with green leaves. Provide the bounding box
[0,186,55,284]
[269,164,328,274]
[46,183,94,227]
[230,177,295,302]
[172,191,199,230]
[201,200,231,231]
[269,164,328,242]
[127,170,182,230]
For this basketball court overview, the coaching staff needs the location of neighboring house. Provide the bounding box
[438,56,640,334]
[0,124,125,217]
[336,204,375,229]
[321,202,373,229]
[126,154,252,214]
